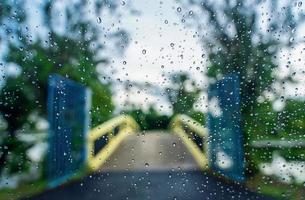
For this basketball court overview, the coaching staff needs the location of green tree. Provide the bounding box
[246,100,305,175]
[279,100,305,140]
[180,0,304,175]
[0,0,31,175]
[0,0,128,174]
[123,106,170,130]
[165,72,204,122]
[245,100,305,141]
[0,77,35,174]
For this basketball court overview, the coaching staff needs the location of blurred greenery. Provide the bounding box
[165,72,201,115]
[182,0,305,176]
[0,165,88,200]
[124,72,206,130]
[0,1,125,176]
[246,100,305,141]
[0,180,46,200]
[166,72,206,123]
[245,100,305,168]
[123,106,171,130]
[247,174,305,200]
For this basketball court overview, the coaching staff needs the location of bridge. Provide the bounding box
[25,115,274,200]
[20,74,280,199]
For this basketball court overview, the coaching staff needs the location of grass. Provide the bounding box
[0,180,46,200]
[0,167,89,200]
[247,174,305,200]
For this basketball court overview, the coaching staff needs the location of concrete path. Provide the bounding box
[24,131,276,200]
[100,131,200,172]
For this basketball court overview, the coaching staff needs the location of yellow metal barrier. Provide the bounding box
[87,115,139,171]
[169,114,209,170]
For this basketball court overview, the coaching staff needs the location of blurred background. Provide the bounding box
[0,0,305,199]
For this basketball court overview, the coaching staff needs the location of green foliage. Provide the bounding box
[5,137,32,174]
[244,99,305,176]
[244,101,278,141]
[183,0,305,177]
[0,179,46,200]
[245,100,305,141]
[200,0,297,113]
[0,77,35,173]
[0,77,35,133]
[0,0,127,175]
[165,72,206,126]
[279,100,305,140]
[123,106,170,130]
[166,72,202,115]
[122,71,207,131]
[5,33,114,127]
[189,111,206,125]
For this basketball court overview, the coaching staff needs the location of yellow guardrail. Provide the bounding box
[169,114,209,170]
[87,115,139,171]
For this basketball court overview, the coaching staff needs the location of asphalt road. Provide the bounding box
[24,170,275,200]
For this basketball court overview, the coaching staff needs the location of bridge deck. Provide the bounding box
[24,131,275,200]
[100,131,199,171]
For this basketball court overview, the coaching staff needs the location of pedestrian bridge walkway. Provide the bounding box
[87,115,209,172]
[25,115,275,200]
[100,131,200,172]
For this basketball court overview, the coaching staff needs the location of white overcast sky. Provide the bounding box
[103,0,208,114]
[2,0,305,114]
[104,0,305,114]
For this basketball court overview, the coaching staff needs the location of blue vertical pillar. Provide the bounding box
[207,74,244,182]
[47,74,91,188]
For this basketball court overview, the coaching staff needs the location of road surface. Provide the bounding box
[24,132,276,200]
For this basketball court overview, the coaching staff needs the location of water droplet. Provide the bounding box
[164,20,168,24]
[298,1,302,7]
[142,49,147,54]
[123,61,127,65]
[145,163,149,167]
[177,7,182,12]
[289,37,294,43]
[97,17,102,24]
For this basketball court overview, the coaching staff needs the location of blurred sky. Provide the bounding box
[105,0,208,114]
[2,0,305,115]
[105,0,305,114]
